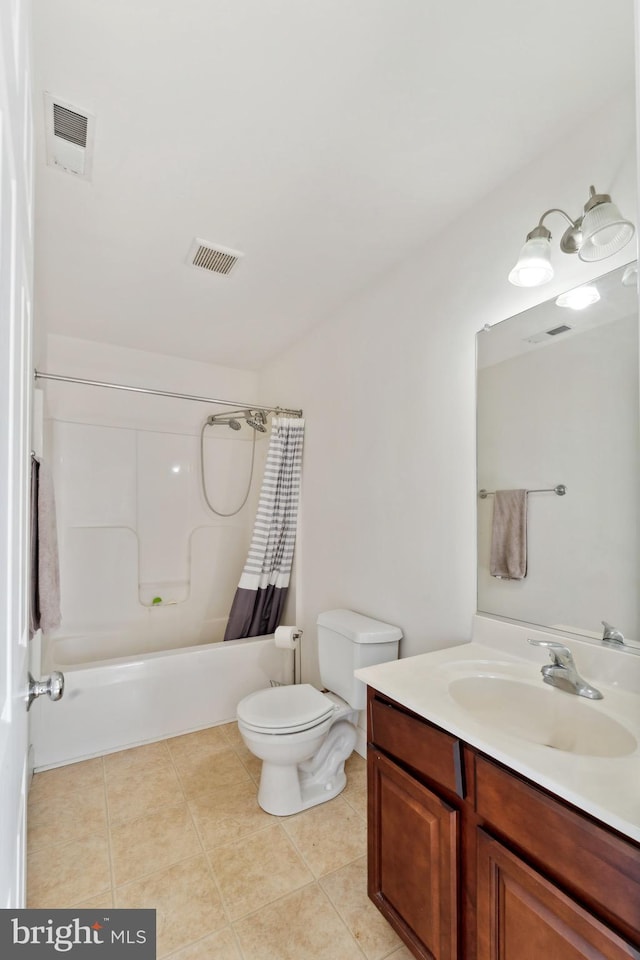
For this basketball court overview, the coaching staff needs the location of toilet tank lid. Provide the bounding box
[316,609,402,644]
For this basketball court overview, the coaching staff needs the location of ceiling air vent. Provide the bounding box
[186,239,243,276]
[44,93,95,180]
[525,323,573,344]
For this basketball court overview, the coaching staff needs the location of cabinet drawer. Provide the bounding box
[369,693,465,798]
[475,755,640,944]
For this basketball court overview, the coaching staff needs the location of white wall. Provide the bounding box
[41,335,268,651]
[259,89,638,685]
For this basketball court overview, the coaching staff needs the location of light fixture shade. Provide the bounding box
[508,236,554,286]
[579,200,635,262]
[555,284,600,310]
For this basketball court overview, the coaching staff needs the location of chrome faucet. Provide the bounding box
[528,639,603,700]
[601,621,625,646]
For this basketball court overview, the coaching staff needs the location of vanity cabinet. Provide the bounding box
[366,687,640,960]
[368,750,458,960]
[476,830,636,960]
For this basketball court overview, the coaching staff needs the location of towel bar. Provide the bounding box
[478,484,566,499]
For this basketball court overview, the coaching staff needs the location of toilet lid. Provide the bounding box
[237,684,334,732]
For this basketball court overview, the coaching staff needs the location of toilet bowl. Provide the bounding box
[237,609,402,816]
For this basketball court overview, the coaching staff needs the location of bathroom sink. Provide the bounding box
[448,676,637,757]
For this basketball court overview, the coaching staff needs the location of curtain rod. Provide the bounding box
[34,371,303,417]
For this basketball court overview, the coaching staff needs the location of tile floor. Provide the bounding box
[27,723,413,960]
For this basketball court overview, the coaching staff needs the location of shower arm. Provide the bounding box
[33,371,303,418]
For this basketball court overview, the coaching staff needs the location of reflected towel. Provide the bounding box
[490,489,527,580]
[37,462,62,633]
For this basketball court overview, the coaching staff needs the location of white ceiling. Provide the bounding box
[32,0,635,370]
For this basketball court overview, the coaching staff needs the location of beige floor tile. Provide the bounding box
[282,795,367,877]
[219,722,243,747]
[343,753,368,817]
[320,856,400,959]
[189,779,274,849]
[27,836,111,907]
[234,882,364,960]
[70,892,115,909]
[110,802,201,886]
[29,757,105,804]
[166,927,242,960]
[208,824,312,920]
[166,726,230,762]
[104,740,171,773]
[116,856,226,958]
[28,781,108,852]
[383,947,416,959]
[173,747,252,800]
[228,739,263,781]
[106,754,185,824]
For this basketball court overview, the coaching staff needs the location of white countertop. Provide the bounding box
[356,640,640,843]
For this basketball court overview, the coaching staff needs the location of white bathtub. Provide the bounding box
[30,633,291,770]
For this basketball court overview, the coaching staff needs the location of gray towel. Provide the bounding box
[490,489,527,580]
[29,456,41,636]
[37,462,62,634]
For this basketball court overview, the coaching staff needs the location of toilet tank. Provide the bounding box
[317,609,402,710]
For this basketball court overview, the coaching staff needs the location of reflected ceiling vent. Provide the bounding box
[186,239,243,276]
[525,323,573,344]
[44,93,95,181]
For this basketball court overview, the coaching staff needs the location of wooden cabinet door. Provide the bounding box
[368,749,458,960]
[476,829,639,960]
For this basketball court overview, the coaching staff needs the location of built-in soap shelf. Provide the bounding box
[139,580,189,607]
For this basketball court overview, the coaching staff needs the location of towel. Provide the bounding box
[490,489,528,580]
[37,461,62,634]
[29,456,41,636]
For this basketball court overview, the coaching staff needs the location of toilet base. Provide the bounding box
[256,719,358,816]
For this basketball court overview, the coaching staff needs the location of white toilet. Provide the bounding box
[237,609,402,816]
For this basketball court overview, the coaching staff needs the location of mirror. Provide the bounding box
[476,262,639,650]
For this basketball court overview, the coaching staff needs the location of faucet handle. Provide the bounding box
[527,638,572,664]
[601,621,625,645]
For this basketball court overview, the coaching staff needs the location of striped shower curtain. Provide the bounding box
[223,417,305,640]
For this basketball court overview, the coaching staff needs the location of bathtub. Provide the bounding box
[30,633,291,770]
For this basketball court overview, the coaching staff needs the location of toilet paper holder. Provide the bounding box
[274,625,303,684]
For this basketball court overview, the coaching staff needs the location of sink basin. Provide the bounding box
[448,676,637,757]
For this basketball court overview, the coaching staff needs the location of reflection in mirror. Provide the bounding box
[476,262,639,651]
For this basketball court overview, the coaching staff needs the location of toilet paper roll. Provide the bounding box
[274,625,301,650]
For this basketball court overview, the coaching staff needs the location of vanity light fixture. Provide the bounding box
[508,186,635,287]
[555,284,600,310]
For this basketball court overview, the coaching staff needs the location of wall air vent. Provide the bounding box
[44,93,95,180]
[525,323,573,345]
[186,239,243,276]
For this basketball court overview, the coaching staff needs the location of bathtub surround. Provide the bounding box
[225,417,305,640]
[40,335,271,661]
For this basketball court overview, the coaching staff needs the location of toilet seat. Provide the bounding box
[237,684,335,735]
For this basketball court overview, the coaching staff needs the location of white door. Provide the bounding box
[0,0,35,908]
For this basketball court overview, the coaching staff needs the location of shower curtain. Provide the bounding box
[224,417,305,640]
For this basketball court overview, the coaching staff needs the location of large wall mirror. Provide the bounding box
[477,261,639,651]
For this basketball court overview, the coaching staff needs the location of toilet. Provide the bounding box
[237,609,402,816]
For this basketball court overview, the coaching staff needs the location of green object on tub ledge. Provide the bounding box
[152,596,162,605]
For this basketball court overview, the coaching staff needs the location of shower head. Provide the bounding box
[245,410,267,432]
[206,414,242,430]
